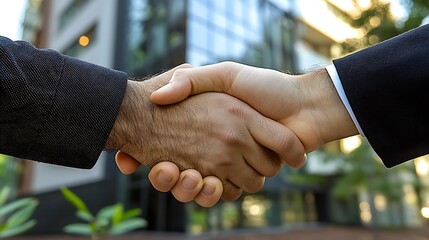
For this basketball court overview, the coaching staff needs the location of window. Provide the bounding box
[63,24,97,57]
[187,47,212,66]
[188,19,208,50]
[189,0,208,21]
[59,0,91,30]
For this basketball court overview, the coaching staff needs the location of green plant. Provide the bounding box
[0,187,38,238]
[61,187,146,240]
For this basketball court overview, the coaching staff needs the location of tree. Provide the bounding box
[329,0,429,53]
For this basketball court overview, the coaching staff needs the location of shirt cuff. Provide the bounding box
[326,64,365,136]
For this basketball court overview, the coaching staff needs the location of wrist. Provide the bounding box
[301,69,358,145]
[105,80,146,151]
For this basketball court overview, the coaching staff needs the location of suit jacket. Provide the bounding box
[334,24,429,167]
[0,36,127,168]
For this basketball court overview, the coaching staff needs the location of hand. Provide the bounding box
[150,62,359,153]
[118,62,360,207]
[105,65,305,201]
[115,153,223,208]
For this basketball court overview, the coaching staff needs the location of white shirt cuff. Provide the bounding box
[326,64,365,136]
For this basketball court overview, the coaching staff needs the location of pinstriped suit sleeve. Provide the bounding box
[333,24,429,167]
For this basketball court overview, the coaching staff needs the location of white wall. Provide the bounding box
[48,0,118,67]
[29,0,119,194]
[30,152,107,194]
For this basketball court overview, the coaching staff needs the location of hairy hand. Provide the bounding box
[121,62,358,207]
[106,66,305,201]
[151,62,358,153]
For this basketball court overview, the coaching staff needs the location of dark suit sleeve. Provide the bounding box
[333,24,429,167]
[0,36,127,169]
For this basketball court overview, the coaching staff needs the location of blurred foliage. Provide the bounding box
[0,155,21,193]
[328,0,429,53]
[289,0,429,217]
[0,187,38,238]
[319,141,416,202]
[61,187,146,240]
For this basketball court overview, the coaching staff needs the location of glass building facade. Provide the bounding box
[117,0,339,234]
[126,0,296,76]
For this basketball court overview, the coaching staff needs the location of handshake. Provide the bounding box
[106,62,359,207]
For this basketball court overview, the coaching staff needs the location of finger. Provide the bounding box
[243,143,283,177]
[227,160,266,194]
[148,162,180,192]
[221,181,242,201]
[195,176,223,208]
[247,111,307,169]
[171,170,204,203]
[149,63,193,88]
[115,151,141,174]
[150,62,241,105]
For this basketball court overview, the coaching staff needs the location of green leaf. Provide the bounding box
[63,223,92,235]
[96,204,117,221]
[5,200,38,228]
[61,187,89,213]
[109,218,146,235]
[112,204,123,225]
[94,218,109,228]
[122,208,141,221]
[0,198,35,216]
[0,224,6,232]
[0,188,11,206]
[76,210,94,222]
[0,220,36,238]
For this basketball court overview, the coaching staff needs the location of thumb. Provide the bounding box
[149,74,192,105]
[115,151,141,174]
[150,62,239,105]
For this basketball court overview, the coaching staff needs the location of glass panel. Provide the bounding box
[188,20,208,50]
[59,0,91,31]
[213,31,228,57]
[189,0,208,21]
[231,22,246,38]
[213,12,227,29]
[214,0,227,11]
[148,23,167,57]
[168,0,186,23]
[231,39,247,59]
[232,0,244,20]
[187,48,211,66]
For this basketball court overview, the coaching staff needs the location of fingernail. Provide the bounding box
[182,175,198,190]
[157,170,173,184]
[202,183,216,196]
[157,82,172,92]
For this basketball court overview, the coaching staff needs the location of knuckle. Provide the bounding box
[218,61,240,91]
[264,161,282,177]
[289,156,307,169]
[172,68,188,79]
[221,186,242,201]
[245,177,265,193]
[219,61,234,68]
[179,63,193,68]
[219,61,240,70]
[225,103,247,118]
[219,129,245,146]
[274,131,295,156]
